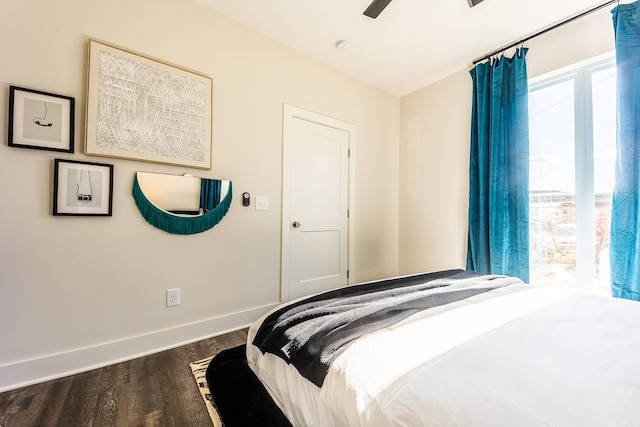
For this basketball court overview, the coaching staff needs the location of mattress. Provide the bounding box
[246,272,640,426]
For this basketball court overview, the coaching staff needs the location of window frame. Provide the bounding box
[528,54,615,291]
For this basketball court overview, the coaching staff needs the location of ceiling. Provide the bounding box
[193,0,612,97]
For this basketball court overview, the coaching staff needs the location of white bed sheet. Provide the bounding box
[246,283,640,427]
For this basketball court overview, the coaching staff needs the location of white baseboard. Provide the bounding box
[0,304,277,393]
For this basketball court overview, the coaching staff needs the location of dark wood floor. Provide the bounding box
[0,328,248,427]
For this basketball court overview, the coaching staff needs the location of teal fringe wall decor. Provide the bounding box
[132,174,232,235]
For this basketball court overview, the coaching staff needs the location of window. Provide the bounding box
[529,56,616,293]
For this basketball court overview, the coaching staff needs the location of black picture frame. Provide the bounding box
[8,85,75,153]
[53,159,113,216]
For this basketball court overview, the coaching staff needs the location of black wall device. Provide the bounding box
[242,192,250,206]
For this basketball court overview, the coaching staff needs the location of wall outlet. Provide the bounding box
[167,288,180,307]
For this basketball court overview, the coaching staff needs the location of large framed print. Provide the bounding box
[53,159,113,216]
[85,40,213,169]
[8,86,74,153]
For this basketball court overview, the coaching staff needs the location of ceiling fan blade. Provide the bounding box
[363,0,393,18]
[467,0,485,7]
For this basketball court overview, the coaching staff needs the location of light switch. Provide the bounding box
[256,196,269,211]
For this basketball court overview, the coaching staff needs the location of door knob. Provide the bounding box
[292,221,301,228]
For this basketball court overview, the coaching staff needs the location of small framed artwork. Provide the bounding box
[8,86,75,153]
[85,39,213,169]
[53,159,113,216]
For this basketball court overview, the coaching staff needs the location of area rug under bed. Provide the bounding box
[190,344,292,427]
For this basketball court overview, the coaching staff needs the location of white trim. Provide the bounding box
[0,304,277,393]
[529,56,616,291]
[281,104,356,302]
[574,68,596,288]
[529,51,615,87]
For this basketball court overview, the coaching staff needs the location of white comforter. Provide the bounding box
[246,283,640,427]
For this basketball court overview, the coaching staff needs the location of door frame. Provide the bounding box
[281,104,356,302]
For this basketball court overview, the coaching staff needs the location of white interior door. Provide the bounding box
[282,105,352,301]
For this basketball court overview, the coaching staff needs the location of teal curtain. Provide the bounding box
[467,48,530,283]
[610,1,640,300]
[200,178,222,211]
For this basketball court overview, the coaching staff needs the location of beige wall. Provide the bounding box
[399,70,472,274]
[398,6,616,275]
[0,0,399,390]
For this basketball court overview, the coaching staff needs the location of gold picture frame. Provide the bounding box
[85,40,213,169]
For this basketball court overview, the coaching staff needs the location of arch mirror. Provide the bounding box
[133,171,232,235]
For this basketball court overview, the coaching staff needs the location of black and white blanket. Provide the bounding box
[252,269,523,387]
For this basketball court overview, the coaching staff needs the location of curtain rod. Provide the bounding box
[472,0,618,64]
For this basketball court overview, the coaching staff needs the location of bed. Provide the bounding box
[246,269,640,426]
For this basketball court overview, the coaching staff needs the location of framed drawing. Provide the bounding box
[8,86,75,153]
[53,159,114,216]
[85,40,213,169]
